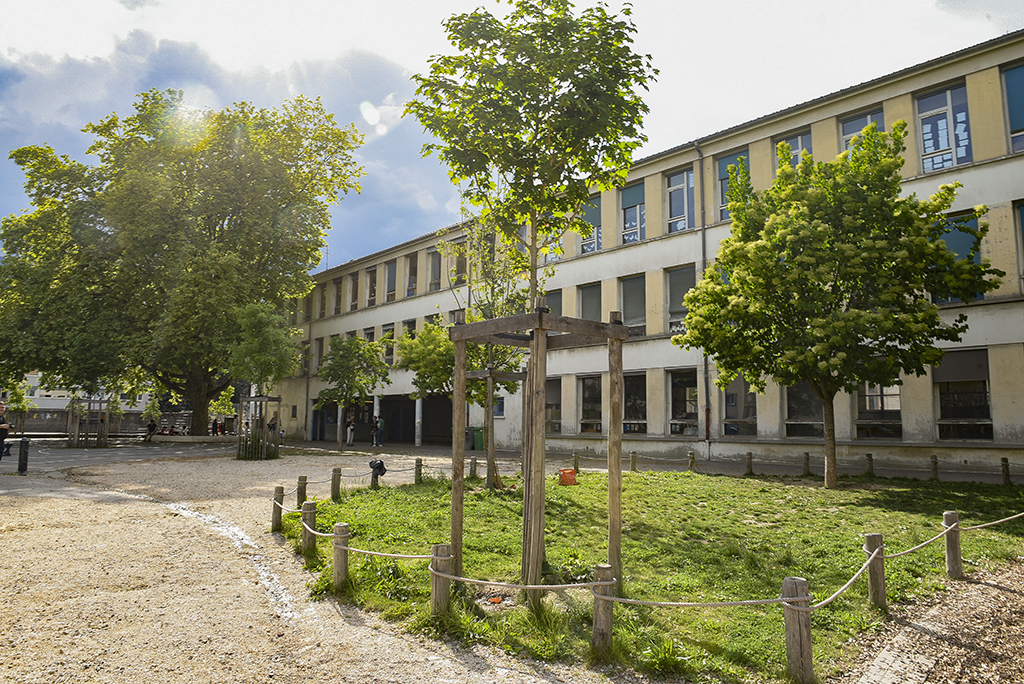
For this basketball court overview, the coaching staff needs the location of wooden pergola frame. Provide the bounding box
[67,397,110,448]
[449,299,628,601]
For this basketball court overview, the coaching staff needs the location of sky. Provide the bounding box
[2,0,1023,271]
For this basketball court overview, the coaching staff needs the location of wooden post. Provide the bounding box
[415,457,423,484]
[802,452,810,476]
[451,310,467,580]
[591,563,614,659]
[297,475,307,507]
[688,450,696,471]
[629,450,637,472]
[271,485,284,532]
[333,522,350,591]
[525,307,548,610]
[745,451,753,476]
[301,501,317,557]
[1001,457,1011,486]
[573,451,579,472]
[943,511,962,580]
[864,533,886,610]
[430,543,452,616]
[931,454,939,480]
[781,576,813,684]
[331,467,341,500]
[470,455,478,479]
[607,311,624,596]
[370,469,380,490]
[865,452,874,476]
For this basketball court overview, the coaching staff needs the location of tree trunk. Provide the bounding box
[822,392,838,489]
[485,346,502,490]
[336,404,345,452]
[186,383,211,437]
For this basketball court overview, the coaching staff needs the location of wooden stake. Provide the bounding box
[297,475,307,507]
[782,576,813,684]
[607,311,624,596]
[301,501,317,557]
[430,543,452,616]
[271,485,284,532]
[865,533,886,610]
[451,312,467,580]
[526,315,548,610]
[331,467,341,500]
[333,522,350,591]
[944,511,962,580]
[591,564,614,659]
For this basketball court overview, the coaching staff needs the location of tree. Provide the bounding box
[0,89,363,435]
[674,122,1003,488]
[314,335,392,451]
[406,0,656,299]
[229,302,301,396]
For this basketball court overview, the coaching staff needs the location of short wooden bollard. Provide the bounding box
[629,451,637,472]
[415,457,423,484]
[331,467,341,500]
[297,475,308,507]
[745,451,753,476]
[1002,457,1011,486]
[592,563,614,659]
[370,470,380,490]
[864,533,886,610]
[430,543,452,616]
[943,511,962,580]
[301,501,317,556]
[782,576,813,684]
[930,454,939,480]
[802,452,810,476]
[271,485,284,532]
[573,451,580,472]
[865,452,874,476]
[470,455,478,479]
[333,522,350,591]
[687,450,695,470]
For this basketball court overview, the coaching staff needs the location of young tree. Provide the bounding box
[0,90,363,434]
[675,122,1003,488]
[314,335,392,451]
[229,302,301,396]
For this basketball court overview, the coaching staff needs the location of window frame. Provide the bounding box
[856,383,902,439]
[365,267,377,307]
[667,265,696,334]
[666,168,695,233]
[580,196,602,254]
[669,368,700,437]
[917,83,973,173]
[579,282,602,322]
[349,273,359,311]
[774,129,812,168]
[842,108,884,150]
[427,250,442,292]
[621,274,646,337]
[1003,62,1024,153]
[405,254,418,297]
[722,375,756,436]
[623,373,647,434]
[718,149,748,221]
[333,279,343,315]
[384,260,397,302]
[579,375,602,434]
[934,348,993,440]
[620,183,645,244]
[785,381,824,438]
[545,377,561,434]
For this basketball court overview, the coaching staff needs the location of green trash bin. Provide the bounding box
[473,427,484,451]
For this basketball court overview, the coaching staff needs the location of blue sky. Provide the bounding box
[1,0,1022,270]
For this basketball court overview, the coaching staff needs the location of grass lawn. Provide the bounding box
[281,468,1024,683]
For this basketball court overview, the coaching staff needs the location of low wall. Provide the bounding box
[151,435,237,444]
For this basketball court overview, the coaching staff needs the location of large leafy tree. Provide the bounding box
[314,335,392,451]
[0,90,363,434]
[406,0,656,299]
[229,302,301,396]
[675,122,1003,488]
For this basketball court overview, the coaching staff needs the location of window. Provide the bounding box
[670,369,699,436]
[333,279,343,315]
[580,283,602,322]
[291,405,298,419]
[621,275,646,337]
[857,384,902,439]
[363,327,375,343]
[623,374,647,434]
[667,265,696,334]
[936,216,982,304]
[403,319,417,338]
[302,295,312,322]
[349,273,359,311]
[545,378,561,434]
[382,323,394,364]
[426,313,442,327]
[405,254,418,296]
[667,169,695,233]
[580,196,602,254]
[776,130,812,167]
[314,337,324,372]
[723,376,756,436]
[1004,63,1024,153]
[428,250,442,291]
[385,260,397,302]
[366,268,377,307]
[346,330,357,339]
[301,340,310,375]
[918,84,972,173]
[543,236,562,264]
[453,244,467,286]
[842,109,884,149]
[317,283,326,319]
[580,376,602,433]
[545,289,562,317]
[785,382,823,437]
[621,183,645,244]
[934,349,992,440]
[493,396,505,418]
[718,150,747,221]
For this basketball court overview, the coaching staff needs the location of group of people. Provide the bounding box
[344,415,385,447]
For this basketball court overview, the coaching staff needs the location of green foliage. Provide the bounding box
[208,384,235,417]
[141,395,162,421]
[0,379,36,414]
[229,302,300,396]
[407,0,656,296]
[314,335,392,411]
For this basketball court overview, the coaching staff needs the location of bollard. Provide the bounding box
[430,543,452,616]
[1002,457,1011,486]
[687,450,696,471]
[865,452,874,476]
[745,451,753,476]
[802,452,810,476]
[301,501,317,557]
[781,577,813,684]
[331,467,341,500]
[573,451,579,472]
[297,475,308,507]
[470,455,478,479]
[864,533,886,610]
[333,522,350,591]
[591,563,614,659]
[629,451,637,472]
[943,511,962,580]
[371,470,380,490]
[17,438,29,475]
[271,485,284,532]
[930,454,939,480]
[415,457,423,484]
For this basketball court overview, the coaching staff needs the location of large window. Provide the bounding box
[1005,63,1024,153]
[366,268,377,307]
[314,337,324,372]
[623,374,647,434]
[363,327,375,343]
[580,196,602,254]
[317,283,326,319]
[857,384,902,439]
[302,294,312,322]
[405,254,418,297]
[670,369,699,436]
[842,109,884,149]
[718,150,747,221]
[723,376,756,436]
[428,250,442,292]
[580,376,602,434]
[384,260,397,302]
[936,216,982,303]
[786,382,823,437]
[453,243,467,286]
[776,130,812,168]
[545,378,561,434]
[667,169,695,233]
[382,323,394,364]
[667,265,696,334]
[580,283,602,322]
[934,349,992,440]
[333,279,343,315]
[621,183,645,244]
[621,275,646,337]
[918,84,972,173]
[545,289,562,317]
[349,273,359,311]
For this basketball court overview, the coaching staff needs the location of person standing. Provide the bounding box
[375,415,385,448]
[0,401,9,460]
[371,415,379,447]
[346,418,354,446]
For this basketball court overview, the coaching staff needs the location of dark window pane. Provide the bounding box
[580,284,602,321]
[919,90,947,113]
[1007,64,1024,134]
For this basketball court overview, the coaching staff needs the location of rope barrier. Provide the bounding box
[792,546,883,612]
[307,478,332,484]
[591,591,812,609]
[428,565,616,592]
[271,498,301,514]
[331,540,434,560]
[882,526,954,559]
[961,509,1024,530]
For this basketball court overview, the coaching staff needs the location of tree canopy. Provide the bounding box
[406,0,656,298]
[314,335,392,449]
[674,122,1003,488]
[0,89,363,434]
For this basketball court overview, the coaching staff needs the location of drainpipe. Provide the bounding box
[695,142,712,454]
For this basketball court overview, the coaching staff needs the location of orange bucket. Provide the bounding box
[558,468,578,485]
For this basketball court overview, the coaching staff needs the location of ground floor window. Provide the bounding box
[857,383,902,439]
[579,376,602,433]
[545,378,561,434]
[786,381,823,437]
[723,375,756,436]
[934,348,992,440]
[670,369,699,436]
[623,374,647,434]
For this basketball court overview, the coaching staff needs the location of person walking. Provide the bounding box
[346,418,354,446]
[375,415,385,448]
[0,401,9,460]
[371,415,379,447]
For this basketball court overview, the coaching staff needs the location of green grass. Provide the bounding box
[282,470,1024,683]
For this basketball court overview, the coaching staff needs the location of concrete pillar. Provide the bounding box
[415,397,423,447]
